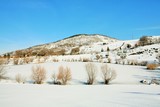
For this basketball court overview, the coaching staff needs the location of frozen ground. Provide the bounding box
[0,84,160,107]
[0,62,160,107]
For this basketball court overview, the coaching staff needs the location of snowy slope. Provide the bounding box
[2,35,160,65]
[6,34,118,57]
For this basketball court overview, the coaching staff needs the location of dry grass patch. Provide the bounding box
[147,64,157,70]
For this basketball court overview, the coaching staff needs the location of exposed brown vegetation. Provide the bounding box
[31,66,46,84]
[147,64,157,70]
[85,63,97,85]
[51,73,59,84]
[101,64,117,84]
[57,66,72,85]
[108,58,111,63]
[139,36,153,46]
[82,58,91,62]
[0,62,7,80]
[157,53,160,63]
[15,73,26,83]
[70,47,80,55]
[0,58,6,65]
[13,58,19,65]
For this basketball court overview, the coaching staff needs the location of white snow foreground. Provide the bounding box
[0,84,160,107]
[0,62,160,107]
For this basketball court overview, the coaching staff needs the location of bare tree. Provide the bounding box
[101,64,117,84]
[57,66,72,85]
[31,65,46,84]
[85,63,97,85]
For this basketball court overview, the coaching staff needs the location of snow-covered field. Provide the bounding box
[0,62,160,107]
[0,84,160,107]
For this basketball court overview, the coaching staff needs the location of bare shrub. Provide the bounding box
[70,47,80,55]
[83,58,90,62]
[23,57,30,64]
[15,73,26,83]
[0,58,6,65]
[51,73,61,84]
[115,59,121,64]
[108,58,111,63]
[101,64,117,84]
[147,64,157,70]
[140,61,148,66]
[57,66,72,85]
[96,55,101,60]
[126,44,132,48]
[139,36,151,46]
[51,73,57,83]
[156,53,160,63]
[13,58,19,65]
[85,63,97,85]
[31,66,46,84]
[0,65,7,80]
[53,59,58,62]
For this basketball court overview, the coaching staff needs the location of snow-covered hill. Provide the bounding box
[7,34,118,56]
[1,35,160,65]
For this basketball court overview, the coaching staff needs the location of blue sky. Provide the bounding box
[0,0,160,54]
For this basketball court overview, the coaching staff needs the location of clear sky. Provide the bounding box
[0,0,160,54]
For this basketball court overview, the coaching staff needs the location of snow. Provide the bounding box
[2,62,158,84]
[0,84,160,107]
[1,62,160,107]
[1,35,160,107]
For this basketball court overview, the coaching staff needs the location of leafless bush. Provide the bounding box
[83,58,90,62]
[115,59,121,64]
[15,73,26,83]
[23,57,31,64]
[140,61,148,66]
[157,53,160,63]
[0,58,6,65]
[85,63,97,85]
[53,59,59,62]
[51,73,61,84]
[147,64,157,70]
[96,55,101,60]
[101,64,117,84]
[31,65,46,84]
[70,47,80,55]
[18,58,24,65]
[0,64,7,80]
[139,36,149,46]
[57,66,72,85]
[13,58,19,65]
[108,58,111,63]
